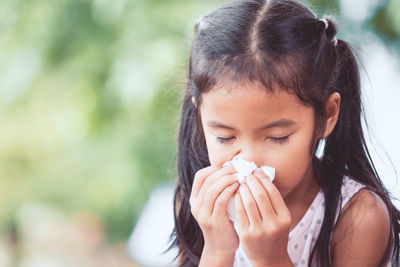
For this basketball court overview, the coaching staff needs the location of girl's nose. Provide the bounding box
[232,147,263,166]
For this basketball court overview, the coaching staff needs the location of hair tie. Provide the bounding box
[319,18,338,47]
[196,16,203,25]
[191,96,197,108]
[320,18,329,30]
[332,36,338,46]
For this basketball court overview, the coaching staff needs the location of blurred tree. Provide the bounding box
[369,0,400,43]
[0,0,398,248]
[0,0,222,243]
[307,0,339,15]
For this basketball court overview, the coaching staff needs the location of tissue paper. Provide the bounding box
[223,158,275,222]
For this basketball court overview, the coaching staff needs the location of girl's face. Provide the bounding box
[199,81,316,198]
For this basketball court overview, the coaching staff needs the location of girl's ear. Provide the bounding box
[322,92,341,139]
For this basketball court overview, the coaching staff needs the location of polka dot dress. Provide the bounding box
[233,176,367,267]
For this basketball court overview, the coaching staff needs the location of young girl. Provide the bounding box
[170,0,400,266]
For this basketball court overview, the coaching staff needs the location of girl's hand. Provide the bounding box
[189,164,240,258]
[235,168,293,267]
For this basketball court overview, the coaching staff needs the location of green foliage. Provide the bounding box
[369,0,400,42]
[0,0,222,241]
[0,0,398,244]
[305,0,339,16]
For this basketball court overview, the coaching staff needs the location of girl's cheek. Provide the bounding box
[204,143,231,166]
[202,134,232,165]
[209,151,234,167]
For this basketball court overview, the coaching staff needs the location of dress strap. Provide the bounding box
[333,176,366,227]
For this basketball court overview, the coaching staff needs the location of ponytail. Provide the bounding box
[310,39,400,266]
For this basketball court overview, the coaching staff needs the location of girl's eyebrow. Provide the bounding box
[207,119,297,131]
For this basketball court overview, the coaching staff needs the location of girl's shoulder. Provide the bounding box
[338,176,389,219]
[330,176,392,266]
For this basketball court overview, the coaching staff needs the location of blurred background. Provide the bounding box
[0,0,399,266]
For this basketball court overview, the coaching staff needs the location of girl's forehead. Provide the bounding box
[201,81,305,110]
[199,81,312,126]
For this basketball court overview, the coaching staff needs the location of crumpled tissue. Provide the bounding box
[222,158,275,222]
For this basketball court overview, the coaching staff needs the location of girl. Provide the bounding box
[170,0,400,266]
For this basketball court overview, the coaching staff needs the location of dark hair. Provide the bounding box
[169,0,400,266]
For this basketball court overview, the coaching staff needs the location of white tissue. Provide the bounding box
[223,158,275,222]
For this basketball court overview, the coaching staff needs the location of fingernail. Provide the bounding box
[239,184,245,192]
[222,161,231,168]
[254,168,263,175]
[224,163,234,170]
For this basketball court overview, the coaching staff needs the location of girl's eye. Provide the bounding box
[269,135,290,144]
[216,137,235,144]
[216,136,290,145]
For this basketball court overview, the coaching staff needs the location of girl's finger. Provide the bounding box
[239,184,262,225]
[253,168,290,218]
[202,174,238,216]
[235,192,249,231]
[191,165,219,198]
[212,181,240,217]
[245,174,276,219]
[197,164,237,202]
